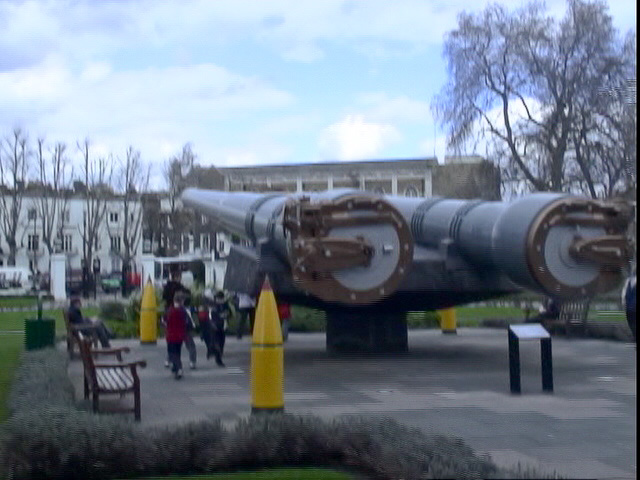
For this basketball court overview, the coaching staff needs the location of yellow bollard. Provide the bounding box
[251,276,284,414]
[439,307,457,334]
[139,278,157,344]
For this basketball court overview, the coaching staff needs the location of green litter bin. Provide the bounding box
[25,318,56,350]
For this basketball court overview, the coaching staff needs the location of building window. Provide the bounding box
[63,234,73,252]
[28,208,37,221]
[28,234,39,251]
[201,234,210,251]
[182,234,190,253]
[110,236,121,252]
[109,212,119,223]
[404,186,418,197]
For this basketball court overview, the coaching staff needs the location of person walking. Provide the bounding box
[209,291,231,366]
[183,303,198,369]
[236,292,255,339]
[198,294,218,362]
[622,273,636,341]
[162,268,189,310]
[165,291,188,379]
[277,301,291,342]
[161,268,196,368]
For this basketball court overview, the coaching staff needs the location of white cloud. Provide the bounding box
[355,92,431,124]
[80,61,112,83]
[318,114,401,160]
[4,0,627,68]
[0,57,295,178]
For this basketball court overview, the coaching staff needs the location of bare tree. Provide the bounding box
[34,139,73,256]
[162,143,195,255]
[0,128,29,265]
[77,139,113,275]
[108,146,150,295]
[433,0,635,198]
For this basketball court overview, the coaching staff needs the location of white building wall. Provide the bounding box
[0,194,143,278]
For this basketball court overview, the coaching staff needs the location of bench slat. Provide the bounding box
[96,368,134,391]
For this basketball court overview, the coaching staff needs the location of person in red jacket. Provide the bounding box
[277,302,291,342]
[166,291,188,379]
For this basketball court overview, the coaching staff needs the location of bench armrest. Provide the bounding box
[94,360,147,369]
[91,346,131,356]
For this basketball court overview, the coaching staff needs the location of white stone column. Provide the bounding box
[140,254,156,287]
[327,175,334,189]
[213,259,227,290]
[50,254,67,301]
[392,174,398,195]
[296,177,303,192]
[424,170,433,197]
[203,258,215,288]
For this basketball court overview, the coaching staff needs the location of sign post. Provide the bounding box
[508,324,553,394]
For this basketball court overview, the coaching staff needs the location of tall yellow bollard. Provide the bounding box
[251,277,284,414]
[140,278,157,344]
[439,308,457,334]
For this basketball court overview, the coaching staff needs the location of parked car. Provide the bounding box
[101,272,122,293]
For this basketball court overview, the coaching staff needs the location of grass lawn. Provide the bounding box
[0,308,99,334]
[135,468,354,479]
[0,333,24,421]
[453,305,626,327]
[455,306,528,327]
[0,296,40,308]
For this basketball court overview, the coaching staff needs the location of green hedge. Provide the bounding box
[290,307,326,332]
[0,349,559,480]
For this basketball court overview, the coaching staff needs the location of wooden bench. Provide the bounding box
[77,334,147,421]
[559,299,591,337]
[63,308,98,357]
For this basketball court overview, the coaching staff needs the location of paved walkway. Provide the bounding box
[66,329,636,479]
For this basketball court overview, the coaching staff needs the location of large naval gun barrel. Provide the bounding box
[182,188,632,307]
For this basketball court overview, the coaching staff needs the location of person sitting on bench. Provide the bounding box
[68,297,112,348]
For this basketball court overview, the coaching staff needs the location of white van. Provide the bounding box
[0,267,33,293]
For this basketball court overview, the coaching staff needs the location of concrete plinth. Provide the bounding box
[326,312,408,354]
[50,254,67,301]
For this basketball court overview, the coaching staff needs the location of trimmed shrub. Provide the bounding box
[2,407,156,480]
[99,301,126,322]
[125,293,142,324]
[105,318,140,339]
[148,419,227,475]
[7,348,75,415]
[406,310,441,329]
[290,306,326,332]
[207,415,340,471]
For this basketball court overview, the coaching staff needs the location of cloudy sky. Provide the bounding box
[0,0,636,187]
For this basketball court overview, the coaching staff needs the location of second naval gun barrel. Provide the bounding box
[181,188,632,306]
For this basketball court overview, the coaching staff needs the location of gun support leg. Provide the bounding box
[326,311,408,354]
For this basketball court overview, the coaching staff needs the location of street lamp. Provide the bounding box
[31,212,37,292]
[92,257,101,299]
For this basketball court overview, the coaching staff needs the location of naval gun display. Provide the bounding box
[181,188,632,351]
[182,188,631,308]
